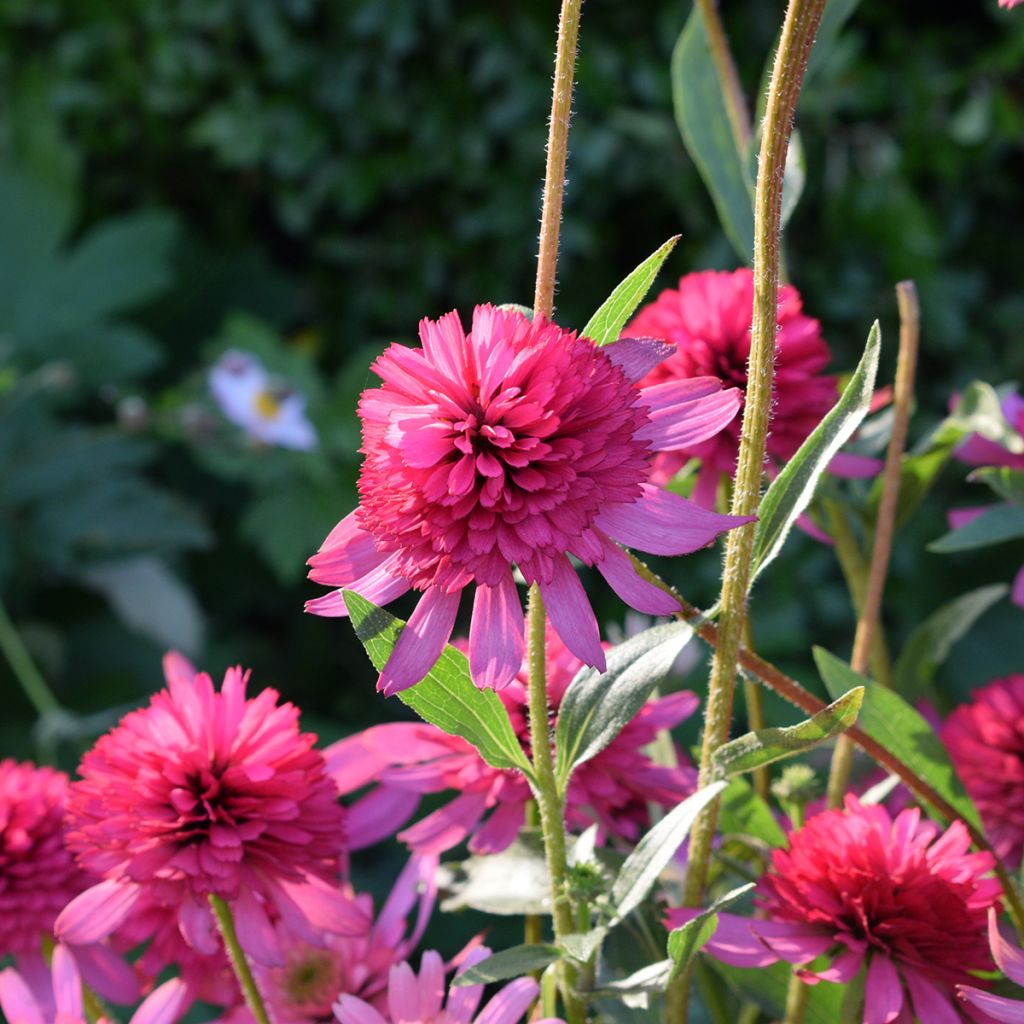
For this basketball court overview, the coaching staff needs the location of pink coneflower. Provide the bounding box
[958,909,1024,1021]
[942,675,1024,868]
[668,797,1000,1023]
[57,653,365,966]
[333,946,562,1024]
[0,760,86,957]
[624,269,865,506]
[329,630,698,855]
[306,303,748,692]
[0,944,186,1024]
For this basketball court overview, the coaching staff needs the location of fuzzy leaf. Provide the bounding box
[667,883,755,982]
[343,592,534,778]
[554,622,693,787]
[893,584,1008,699]
[711,688,863,779]
[581,236,680,346]
[452,944,561,987]
[610,781,726,924]
[672,12,754,261]
[929,504,1024,553]
[750,321,881,585]
[814,648,981,829]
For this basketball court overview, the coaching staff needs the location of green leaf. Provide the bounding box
[814,648,981,829]
[893,584,1009,699]
[711,688,863,779]
[560,927,608,963]
[939,380,1023,454]
[672,12,754,262]
[971,467,1024,505]
[452,944,561,986]
[343,592,534,778]
[717,777,786,848]
[929,503,1024,553]
[610,781,727,923]
[554,622,693,787]
[667,883,755,981]
[580,236,680,346]
[750,321,881,585]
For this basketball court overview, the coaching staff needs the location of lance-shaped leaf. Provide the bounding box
[343,591,534,779]
[971,467,1024,505]
[749,321,881,586]
[554,621,693,787]
[929,504,1024,553]
[452,944,561,987]
[581,235,680,346]
[609,781,727,924]
[893,584,1008,700]
[667,882,755,982]
[672,12,754,262]
[814,648,981,829]
[711,688,863,780]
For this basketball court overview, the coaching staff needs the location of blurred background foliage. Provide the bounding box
[0,0,1022,791]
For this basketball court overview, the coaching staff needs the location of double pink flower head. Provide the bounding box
[307,303,749,693]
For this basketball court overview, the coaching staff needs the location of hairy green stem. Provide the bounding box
[0,599,61,717]
[784,973,809,1024]
[826,281,920,808]
[694,0,751,156]
[534,0,584,320]
[526,586,584,1024]
[209,895,272,1024]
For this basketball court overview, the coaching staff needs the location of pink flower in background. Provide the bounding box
[624,269,876,507]
[307,303,748,693]
[668,797,1000,1023]
[329,631,698,855]
[333,946,562,1024]
[958,909,1024,1021]
[1001,0,1024,8]
[0,760,87,956]
[57,653,365,967]
[942,675,1024,868]
[0,944,186,1024]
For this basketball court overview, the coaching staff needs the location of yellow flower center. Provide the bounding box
[253,389,283,420]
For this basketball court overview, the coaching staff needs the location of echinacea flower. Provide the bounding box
[333,946,563,1024]
[624,269,877,506]
[209,349,318,451]
[668,797,1000,1023]
[958,909,1024,1022]
[942,675,1024,868]
[328,629,698,855]
[57,653,364,967]
[306,304,748,693]
[0,944,185,1024]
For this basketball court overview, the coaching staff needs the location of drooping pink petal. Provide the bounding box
[178,896,220,957]
[129,979,188,1024]
[1013,565,1024,610]
[307,510,387,585]
[378,587,462,696]
[958,985,1024,1023]
[637,379,742,451]
[468,802,525,855]
[470,574,524,691]
[595,483,753,556]
[270,875,369,941]
[347,787,422,850]
[600,337,674,380]
[988,909,1024,986]
[905,969,961,1024]
[70,942,141,1005]
[56,880,143,945]
[593,535,681,616]
[0,968,43,1024]
[829,451,884,478]
[51,946,83,1023]
[475,977,541,1024]
[539,556,606,671]
[864,954,905,1024]
[334,994,390,1024]
[306,556,411,618]
[234,888,283,966]
[398,792,490,855]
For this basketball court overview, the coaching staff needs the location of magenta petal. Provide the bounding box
[865,955,904,1024]
[476,977,541,1024]
[71,942,141,1004]
[594,535,681,616]
[347,786,422,849]
[600,337,675,380]
[335,994,389,1024]
[307,556,411,618]
[469,574,524,691]
[539,556,606,671]
[988,909,1024,986]
[1013,565,1024,610]
[398,791,490,854]
[234,888,283,966]
[637,380,742,451]
[797,947,862,985]
[596,483,754,556]
[129,979,188,1024]
[51,946,83,1023]
[308,510,386,584]
[666,910,778,969]
[56,880,142,945]
[958,986,1024,1023]
[378,586,462,696]
[272,874,369,940]
[829,452,884,478]
[905,971,961,1024]
[468,801,525,855]
[178,895,220,956]
[0,969,43,1024]
[752,920,834,965]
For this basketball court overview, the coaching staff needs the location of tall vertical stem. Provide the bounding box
[826,281,920,807]
[666,1,827,1017]
[530,3,584,1019]
[209,895,272,1024]
[694,0,751,156]
[0,599,61,717]
[534,0,584,321]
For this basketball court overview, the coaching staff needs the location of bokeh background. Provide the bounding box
[1,0,1022,822]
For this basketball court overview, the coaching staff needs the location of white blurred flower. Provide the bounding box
[208,349,318,451]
